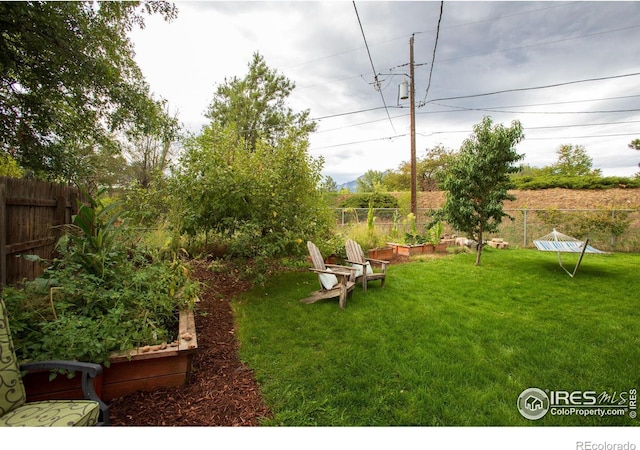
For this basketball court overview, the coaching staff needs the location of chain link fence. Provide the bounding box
[333,208,640,252]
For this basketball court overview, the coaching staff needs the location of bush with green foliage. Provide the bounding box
[511,175,640,190]
[2,190,199,365]
[338,192,399,209]
[171,55,332,262]
[537,208,632,243]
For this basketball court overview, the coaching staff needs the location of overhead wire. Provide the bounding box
[426,71,640,103]
[352,1,397,133]
[435,24,640,65]
[282,1,578,72]
[303,4,639,154]
[419,0,444,106]
[427,102,640,115]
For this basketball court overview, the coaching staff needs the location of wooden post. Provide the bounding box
[409,34,417,217]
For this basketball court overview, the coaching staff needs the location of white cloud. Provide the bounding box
[130,1,640,184]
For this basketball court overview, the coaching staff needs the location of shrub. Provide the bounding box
[2,190,199,365]
[511,175,640,190]
[339,192,399,209]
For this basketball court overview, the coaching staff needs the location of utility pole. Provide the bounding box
[409,34,417,217]
[381,35,417,216]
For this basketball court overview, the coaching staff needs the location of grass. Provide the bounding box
[232,248,640,426]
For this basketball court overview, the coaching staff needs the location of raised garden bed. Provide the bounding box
[367,246,394,260]
[389,243,427,256]
[23,308,197,402]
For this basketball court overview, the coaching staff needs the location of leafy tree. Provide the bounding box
[550,144,601,177]
[440,117,524,265]
[174,56,330,260]
[319,175,338,193]
[125,100,181,188]
[0,1,177,182]
[384,161,410,191]
[630,139,640,177]
[420,144,457,191]
[204,52,316,153]
[356,170,387,193]
[0,153,23,178]
[385,145,456,192]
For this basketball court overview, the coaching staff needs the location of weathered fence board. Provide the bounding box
[0,177,81,286]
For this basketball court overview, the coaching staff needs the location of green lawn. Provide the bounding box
[232,248,640,426]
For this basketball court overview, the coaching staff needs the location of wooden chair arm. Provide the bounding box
[364,258,389,266]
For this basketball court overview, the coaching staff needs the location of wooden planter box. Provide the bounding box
[23,308,197,402]
[390,243,427,256]
[368,246,394,260]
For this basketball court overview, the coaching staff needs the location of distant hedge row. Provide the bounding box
[338,192,400,209]
[511,175,640,190]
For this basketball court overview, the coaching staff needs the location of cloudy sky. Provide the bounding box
[129,1,640,184]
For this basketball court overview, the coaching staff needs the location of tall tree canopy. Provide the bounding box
[550,144,600,177]
[440,117,524,265]
[385,145,456,192]
[0,1,177,182]
[356,169,387,193]
[204,52,316,153]
[174,54,330,259]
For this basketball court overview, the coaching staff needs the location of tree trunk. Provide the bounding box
[475,230,483,265]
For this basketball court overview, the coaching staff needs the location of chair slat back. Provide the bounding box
[345,239,364,264]
[307,241,326,271]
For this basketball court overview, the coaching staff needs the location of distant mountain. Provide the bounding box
[336,180,357,192]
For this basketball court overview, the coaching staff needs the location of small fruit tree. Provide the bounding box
[439,116,524,265]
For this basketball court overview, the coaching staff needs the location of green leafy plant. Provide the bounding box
[391,210,401,241]
[403,213,426,245]
[3,189,199,365]
[66,187,125,278]
[367,199,375,239]
[425,221,444,246]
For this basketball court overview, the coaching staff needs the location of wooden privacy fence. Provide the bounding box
[0,177,81,286]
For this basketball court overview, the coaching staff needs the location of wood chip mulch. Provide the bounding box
[107,254,412,426]
[107,260,272,426]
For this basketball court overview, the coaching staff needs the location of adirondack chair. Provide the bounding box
[301,241,356,309]
[345,239,388,291]
[0,298,109,426]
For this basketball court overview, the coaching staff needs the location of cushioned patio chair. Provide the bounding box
[0,298,109,426]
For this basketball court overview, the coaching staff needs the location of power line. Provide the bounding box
[312,89,640,128]
[310,133,409,151]
[418,119,640,138]
[526,132,639,141]
[282,1,578,72]
[311,105,390,121]
[427,103,640,115]
[420,0,444,106]
[352,1,396,134]
[426,71,640,104]
[442,94,640,111]
[436,24,640,65]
